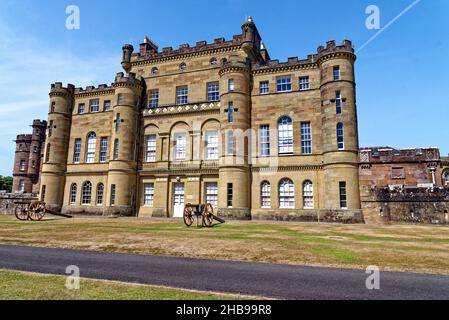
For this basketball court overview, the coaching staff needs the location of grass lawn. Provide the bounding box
[1,215,449,275]
[0,269,248,300]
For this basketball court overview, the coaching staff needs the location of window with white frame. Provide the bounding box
[259,125,270,156]
[110,184,116,206]
[103,100,111,111]
[228,79,235,92]
[300,122,312,154]
[90,99,100,112]
[176,86,188,105]
[174,133,187,160]
[299,76,310,91]
[96,183,104,205]
[19,180,25,193]
[146,135,157,162]
[260,81,269,94]
[205,183,218,207]
[149,90,159,108]
[227,130,234,155]
[99,138,107,162]
[82,181,92,205]
[333,66,341,81]
[207,82,220,102]
[19,160,26,171]
[85,132,97,163]
[276,76,292,92]
[206,131,219,160]
[261,181,271,208]
[278,116,293,154]
[339,181,347,209]
[78,103,85,114]
[143,183,154,207]
[70,184,77,205]
[279,179,295,209]
[337,123,344,150]
[336,91,342,114]
[303,181,314,209]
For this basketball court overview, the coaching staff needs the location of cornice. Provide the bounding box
[142,102,221,117]
[75,89,115,99]
[317,51,356,64]
[252,62,318,75]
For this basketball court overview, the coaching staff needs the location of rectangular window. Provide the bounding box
[176,86,188,105]
[333,66,341,81]
[33,146,38,153]
[228,79,235,92]
[117,93,124,105]
[205,183,218,207]
[228,102,234,123]
[41,185,46,201]
[175,133,187,160]
[207,82,220,102]
[300,122,312,154]
[110,184,116,206]
[90,99,100,112]
[19,180,25,192]
[32,160,36,168]
[113,139,119,160]
[339,181,347,209]
[261,183,271,208]
[50,102,56,113]
[227,130,234,155]
[391,167,406,180]
[48,120,53,137]
[259,125,270,156]
[143,183,154,207]
[19,160,26,171]
[103,100,111,111]
[260,81,269,94]
[78,103,85,114]
[337,124,344,150]
[299,76,310,91]
[146,135,157,162]
[276,76,292,92]
[100,137,108,162]
[73,139,81,163]
[205,131,219,160]
[336,91,342,114]
[149,90,159,108]
[227,183,233,208]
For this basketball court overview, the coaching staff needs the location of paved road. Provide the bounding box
[0,244,448,300]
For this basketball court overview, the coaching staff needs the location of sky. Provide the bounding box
[0,0,448,176]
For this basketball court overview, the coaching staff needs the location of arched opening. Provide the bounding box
[261,181,271,208]
[70,183,77,205]
[279,178,294,209]
[85,132,97,163]
[278,116,293,154]
[82,181,92,205]
[302,180,314,209]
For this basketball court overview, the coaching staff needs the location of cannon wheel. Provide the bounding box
[14,203,30,221]
[183,204,195,227]
[28,201,46,221]
[202,204,214,228]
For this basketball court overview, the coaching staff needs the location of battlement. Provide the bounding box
[131,34,244,62]
[360,147,441,163]
[74,84,114,95]
[317,40,355,60]
[113,72,143,87]
[15,134,32,142]
[32,119,47,127]
[50,82,75,95]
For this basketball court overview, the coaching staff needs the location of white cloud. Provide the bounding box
[0,20,120,176]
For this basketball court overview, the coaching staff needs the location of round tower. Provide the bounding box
[106,71,143,216]
[318,40,361,210]
[218,56,252,220]
[27,120,47,181]
[40,83,74,211]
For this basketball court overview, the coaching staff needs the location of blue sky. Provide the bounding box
[0,0,448,176]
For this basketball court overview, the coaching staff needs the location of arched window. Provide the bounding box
[151,67,158,75]
[85,132,97,163]
[70,183,77,205]
[278,116,293,154]
[45,144,51,163]
[261,181,271,208]
[82,181,92,205]
[279,179,294,209]
[303,181,314,209]
[337,123,344,150]
[96,183,104,205]
[210,58,217,66]
[180,62,187,70]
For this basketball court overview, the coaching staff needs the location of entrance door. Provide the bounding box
[172,183,185,218]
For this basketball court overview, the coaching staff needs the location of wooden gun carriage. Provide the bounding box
[183,203,225,228]
[14,201,72,221]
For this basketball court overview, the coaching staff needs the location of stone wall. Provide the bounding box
[0,193,37,215]
[362,187,449,224]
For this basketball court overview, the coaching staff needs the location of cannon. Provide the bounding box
[14,201,73,221]
[183,203,225,228]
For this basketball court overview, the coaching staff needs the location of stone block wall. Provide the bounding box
[0,193,37,215]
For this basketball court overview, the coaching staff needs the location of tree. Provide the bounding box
[0,176,13,193]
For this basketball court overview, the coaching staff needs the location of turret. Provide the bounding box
[106,72,143,216]
[241,16,263,63]
[217,56,252,219]
[318,40,361,210]
[40,83,74,210]
[121,44,134,74]
[27,120,47,178]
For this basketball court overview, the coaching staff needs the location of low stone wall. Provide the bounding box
[251,209,364,224]
[362,187,449,225]
[0,193,37,215]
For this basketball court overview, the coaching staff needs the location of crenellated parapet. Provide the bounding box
[74,84,115,98]
[113,72,143,90]
[49,82,75,98]
[317,40,355,64]
[219,58,250,76]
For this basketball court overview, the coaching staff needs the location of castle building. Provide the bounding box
[12,120,47,193]
[39,18,363,222]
